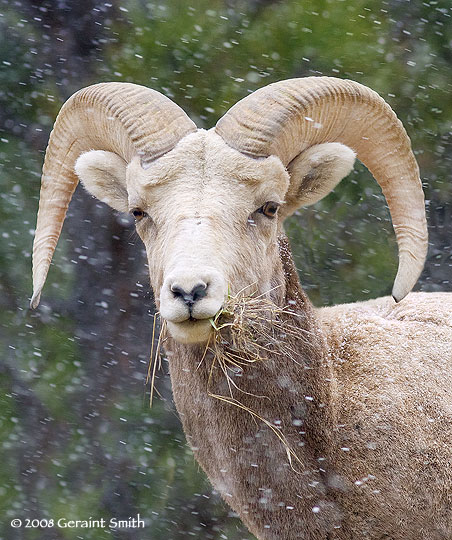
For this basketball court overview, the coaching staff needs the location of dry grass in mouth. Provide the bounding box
[147,290,309,470]
[206,289,308,368]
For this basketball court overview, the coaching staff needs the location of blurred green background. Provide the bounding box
[1,0,451,538]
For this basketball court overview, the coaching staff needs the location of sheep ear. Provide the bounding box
[75,150,129,212]
[280,143,356,219]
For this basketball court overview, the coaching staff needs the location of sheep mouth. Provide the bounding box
[166,318,213,344]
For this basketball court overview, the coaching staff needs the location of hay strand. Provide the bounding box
[146,313,167,408]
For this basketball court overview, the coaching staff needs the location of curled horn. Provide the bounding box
[31,83,196,308]
[216,77,428,302]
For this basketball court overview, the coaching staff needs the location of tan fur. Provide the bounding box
[318,293,452,539]
[74,130,452,539]
[165,237,339,539]
[165,239,452,539]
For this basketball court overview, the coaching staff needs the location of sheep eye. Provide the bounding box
[258,201,280,219]
[131,208,147,221]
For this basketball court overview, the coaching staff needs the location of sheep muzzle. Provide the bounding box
[159,266,227,344]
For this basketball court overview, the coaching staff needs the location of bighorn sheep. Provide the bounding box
[31,78,452,539]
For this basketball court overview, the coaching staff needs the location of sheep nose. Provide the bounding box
[160,269,226,324]
[171,282,208,306]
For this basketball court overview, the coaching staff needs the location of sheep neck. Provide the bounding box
[166,235,338,539]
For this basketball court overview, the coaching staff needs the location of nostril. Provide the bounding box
[171,285,193,306]
[191,282,208,302]
[171,284,185,298]
[170,282,208,306]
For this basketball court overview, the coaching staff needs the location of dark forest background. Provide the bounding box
[1,0,451,538]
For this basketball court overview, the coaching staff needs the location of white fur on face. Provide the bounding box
[75,136,356,345]
[126,130,290,344]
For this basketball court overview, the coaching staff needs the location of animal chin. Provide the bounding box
[167,319,212,344]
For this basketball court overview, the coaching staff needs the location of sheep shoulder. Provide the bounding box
[316,292,452,538]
